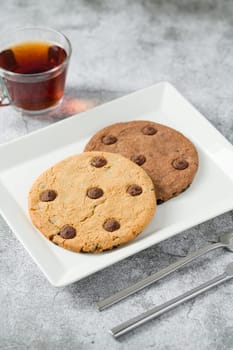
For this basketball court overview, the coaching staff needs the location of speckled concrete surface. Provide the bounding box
[1,1,233,349]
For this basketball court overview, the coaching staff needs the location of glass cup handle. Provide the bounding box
[0,77,10,106]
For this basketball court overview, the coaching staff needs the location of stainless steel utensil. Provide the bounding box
[97,231,233,311]
[110,261,233,338]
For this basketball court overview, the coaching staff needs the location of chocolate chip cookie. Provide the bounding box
[84,121,199,203]
[28,151,156,253]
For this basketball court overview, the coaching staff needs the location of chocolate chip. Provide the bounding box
[172,158,189,170]
[127,185,143,196]
[59,225,76,239]
[40,190,57,202]
[157,199,164,205]
[103,219,120,232]
[101,135,117,145]
[131,154,146,166]
[142,126,157,135]
[87,187,104,199]
[91,156,107,168]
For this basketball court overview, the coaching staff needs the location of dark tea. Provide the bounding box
[0,41,68,111]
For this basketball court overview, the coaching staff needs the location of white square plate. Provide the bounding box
[1,82,233,287]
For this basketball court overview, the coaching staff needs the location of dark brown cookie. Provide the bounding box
[84,121,199,202]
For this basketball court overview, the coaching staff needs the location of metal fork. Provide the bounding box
[110,261,233,338]
[97,231,233,311]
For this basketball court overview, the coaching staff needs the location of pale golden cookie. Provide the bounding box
[84,121,199,203]
[28,152,156,253]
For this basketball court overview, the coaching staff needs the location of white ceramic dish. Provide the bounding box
[1,82,233,287]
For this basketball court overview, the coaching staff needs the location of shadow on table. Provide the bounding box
[21,88,126,122]
[21,95,96,122]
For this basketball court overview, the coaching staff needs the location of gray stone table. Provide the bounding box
[1,1,233,349]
